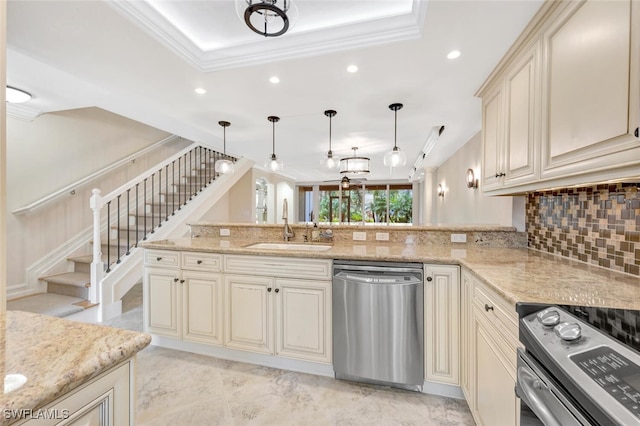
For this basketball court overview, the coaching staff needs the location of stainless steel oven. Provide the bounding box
[517,303,640,425]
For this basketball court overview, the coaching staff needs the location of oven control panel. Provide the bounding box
[572,346,640,418]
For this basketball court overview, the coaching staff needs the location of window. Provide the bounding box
[299,183,413,225]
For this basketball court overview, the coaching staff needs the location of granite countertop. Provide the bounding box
[0,311,151,423]
[142,237,640,310]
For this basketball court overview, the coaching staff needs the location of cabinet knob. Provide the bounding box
[173,278,179,282]
[267,287,272,292]
[197,260,202,264]
[274,288,280,293]
[156,257,162,261]
[485,304,494,312]
[426,276,433,282]
[635,127,639,138]
[180,279,185,284]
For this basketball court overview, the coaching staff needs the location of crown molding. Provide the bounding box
[6,103,41,121]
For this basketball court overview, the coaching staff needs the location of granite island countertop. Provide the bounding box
[0,311,151,424]
[142,237,640,310]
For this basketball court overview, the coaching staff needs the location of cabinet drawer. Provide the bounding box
[224,255,332,280]
[182,252,222,272]
[472,280,519,352]
[144,249,180,268]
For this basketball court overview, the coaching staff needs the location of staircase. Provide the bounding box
[12,144,248,319]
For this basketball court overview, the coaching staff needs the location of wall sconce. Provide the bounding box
[437,184,445,197]
[466,168,478,189]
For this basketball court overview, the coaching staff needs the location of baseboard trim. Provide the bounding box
[422,380,465,399]
[149,334,335,378]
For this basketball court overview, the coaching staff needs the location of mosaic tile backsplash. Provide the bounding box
[527,183,640,276]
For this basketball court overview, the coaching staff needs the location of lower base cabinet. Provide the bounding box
[462,268,520,426]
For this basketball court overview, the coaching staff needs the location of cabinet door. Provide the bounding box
[481,84,505,191]
[224,274,274,355]
[143,267,181,338]
[504,42,539,186]
[275,279,332,364]
[472,309,518,426]
[542,0,640,179]
[182,271,223,346]
[460,269,474,403]
[424,265,460,385]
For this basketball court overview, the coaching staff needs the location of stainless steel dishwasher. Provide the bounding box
[332,260,424,391]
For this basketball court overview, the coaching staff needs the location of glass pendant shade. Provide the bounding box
[383,146,407,167]
[6,86,31,103]
[322,110,339,169]
[215,121,234,174]
[265,116,283,172]
[384,103,407,167]
[340,147,370,174]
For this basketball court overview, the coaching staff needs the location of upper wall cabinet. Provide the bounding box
[477,0,640,195]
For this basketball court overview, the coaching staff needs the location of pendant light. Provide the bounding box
[384,103,407,167]
[265,115,284,172]
[235,0,298,38]
[340,147,370,174]
[321,109,339,169]
[215,121,235,174]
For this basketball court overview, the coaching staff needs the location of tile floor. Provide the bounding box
[105,284,476,425]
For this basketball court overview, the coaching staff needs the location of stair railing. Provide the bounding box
[88,142,236,303]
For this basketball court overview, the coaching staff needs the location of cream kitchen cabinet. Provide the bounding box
[424,264,460,387]
[478,0,639,195]
[481,41,540,192]
[541,0,640,181]
[143,250,223,346]
[223,255,332,364]
[460,268,473,403]
[462,268,520,426]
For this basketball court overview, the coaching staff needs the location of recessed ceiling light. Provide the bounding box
[347,65,358,73]
[269,76,280,84]
[194,87,207,95]
[6,86,32,103]
[447,50,461,60]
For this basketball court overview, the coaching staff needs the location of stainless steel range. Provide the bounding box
[517,303,640,425]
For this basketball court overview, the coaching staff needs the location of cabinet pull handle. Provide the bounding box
[156,257,162,261]
[274,288,280,293]
[173,278,179,282]
[197,260,202,264]
[485,304,494,312]
[267,287,272,292]
[426,276,433,282]
[495,173,499,178]
[635,127,639,138]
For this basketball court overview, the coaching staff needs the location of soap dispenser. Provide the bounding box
[311,223,320,242]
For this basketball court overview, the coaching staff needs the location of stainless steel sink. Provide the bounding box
[244,242,333,251]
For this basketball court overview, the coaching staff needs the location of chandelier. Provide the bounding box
[235,0,298,37]
[340,147,370,175]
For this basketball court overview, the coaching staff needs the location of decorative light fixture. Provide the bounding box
[437,184,445,197]
[340,147,370,175]
[466,168,478,188]
[236,0,298,38]
[384,103,407,167]
[265,115,284,172]
[321,110,339,169]
[215,121,235,174]
[341,176,350,189]
[6,86,32,103]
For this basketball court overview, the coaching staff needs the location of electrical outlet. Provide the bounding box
[219,228,231,237]
[352,231,367,241]
[451,233,467,243]
[376,232,389,241]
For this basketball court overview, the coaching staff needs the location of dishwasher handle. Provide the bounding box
[334,271,422,285]
[333,263,423,275]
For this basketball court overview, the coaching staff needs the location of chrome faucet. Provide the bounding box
[282,198,294,242]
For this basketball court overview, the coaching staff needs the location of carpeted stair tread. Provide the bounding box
[40,271,90,287]
[7,293,86,318]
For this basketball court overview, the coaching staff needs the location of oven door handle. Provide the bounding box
[517,365,563,426]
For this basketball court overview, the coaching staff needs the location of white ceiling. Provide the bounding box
[6,0,543,183]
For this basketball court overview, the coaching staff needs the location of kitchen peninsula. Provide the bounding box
[0,311,150,425]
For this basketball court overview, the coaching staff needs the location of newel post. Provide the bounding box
[89,188,104,304]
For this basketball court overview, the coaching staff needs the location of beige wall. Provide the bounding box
[6,107,190,294]
[1,1,7,311]
[433,131,525,229]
